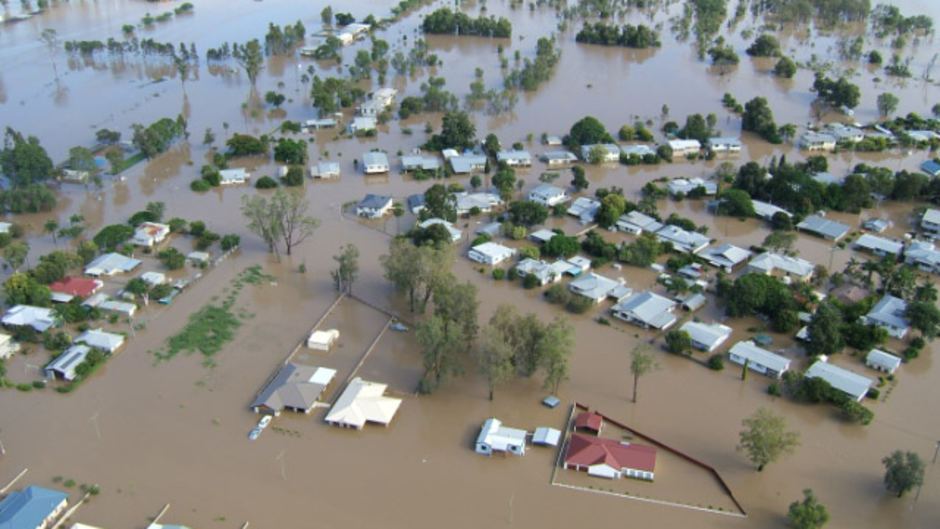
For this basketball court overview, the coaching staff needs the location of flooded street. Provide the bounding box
[2,0,940,528]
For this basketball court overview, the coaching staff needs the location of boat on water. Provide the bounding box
[258,415,272,429]
[248,427,262,441]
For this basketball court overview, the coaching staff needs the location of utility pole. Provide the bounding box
[933,440,939,464]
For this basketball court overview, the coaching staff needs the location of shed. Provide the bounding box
[574,411,603,433]
[532,427,562,447]
[307,329,340,350]
[866,349,901,374]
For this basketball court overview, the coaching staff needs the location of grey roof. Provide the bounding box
[580,143,620,160]
[680,321,732,351]
[45,345,91,381]
[406,194,425,212]
[862,218,890,233]
[866,349,902,372]
[401,155,441,171]
[0,486,68,529]
[812,172,842,186]
[533,427,562,447]
[707,136,742,149]
[620,144,656,156]
[751,200,791,220]
[681,293,707,311]
[357,194,392,210]
[701,243,751,268]
[567,197,601,223]
[569,272,621,301]
[84,252,142,276]
[748,252,814,278]
[449,154,488,174]
[528,184,567,202]
[921,209,940,227]
[865,295,909,334]
[806,360,873,401]
[476,222,502,237]
[540,150,578,163]
[797,215,850,240]
[667,178,717,196]
[455,192,502,213]
[496,150,532,164]
[854,234,903,256]
[76,328,124,352]
[362,151,389,167]
[655,224,710,253]
[617,211,663,234]
[728,341,791,374]
[612,291,677,329]
[250,363,335,413]
[905,240,940,269]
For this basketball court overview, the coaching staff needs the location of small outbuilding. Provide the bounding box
[574,411,603,434]
[866,349,901,374]
[475,418,527,456]
[532,427,562,447]
[307,329,340,351]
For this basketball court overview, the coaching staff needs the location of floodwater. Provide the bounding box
[2,0,940,528]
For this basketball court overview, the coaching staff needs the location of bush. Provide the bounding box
[255,176,279,189]
[522,273,539,289]
[707,354,725,370]
[281,165,305,186]
[190,179,211,192]
[566,295,593,314]
[470,234,492,247]
[220,234,241,251]
[158,248,185,270]
[507,267,519,281]
[867,387,880,400]
[840,399,874,425]
[767,383,781,397]
[492,268,505,280]
[544,284,570,305]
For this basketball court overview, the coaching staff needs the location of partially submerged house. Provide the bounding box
[357,87,397,116]
[251,364,337,415]
[707,136,742,153]
[854,233,903,257]
[527,184,569,207]
[922,159,940,178]
[580,143,620,163]
[355,194,393,219]
[862,217,891,233]
[797,215,850,241]
[49,277,103,303]
[567,196,601,224]
[799,131,837,151]
[700,243,751,272]
[863,295,910,339]
[515,258,561,286]
[361,151,389,174]
[655,224,710,254]
[619,144,656,157]
[666,178,716,197]
[920,208,940,235]
[2,305,57,332]
[400,154,441,172]
[805,359,873,402]
[751,200,792,222]
[866,349,902,374]
[475,418,527,456]
[616,211,663,235]
[568,273,628,303]
[746,252,814,282]
[311,161,340,179]
[219,168,249,185]
[84,253,142,277]
[349,116,377,134]
[446,152,488,174]
[406,194,425,215]
[496,150,532,167]
[667,139,702,156]
[611,291,677,330]
[76,328,125,354]
[131,222,170,247]
[904,240,940,273]
[468,242,516,266]
[533,427,562,447]
[727,341,791,378]
[455,192,502,215]
[540,150,578,167]
[0,485,69,529]
[564,433,657,481]
[45,345,91,381]
[418,218,462,242]
[680,321,732,352]
[324,377,402,429]
[528,229,556,244]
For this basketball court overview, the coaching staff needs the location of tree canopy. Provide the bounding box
[737,407,800,471]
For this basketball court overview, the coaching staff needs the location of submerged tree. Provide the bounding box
[787,489,829,529]
[40,28,59,82]
[882,450,925,498]
[331,244,359,294]
[235,39,264,86]
[629,344,657,403]
[737,407,800,471]
[475,324,515,400]
[241,189,319,259]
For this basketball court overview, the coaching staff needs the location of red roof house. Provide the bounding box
[573,411,603,433]
[564,433,657,480]
[49,277,103,301]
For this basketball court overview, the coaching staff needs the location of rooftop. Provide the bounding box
[325,377,402,429]
[565,433,657,473]
[806,360,873,401]
[251,363,337,414]
[728,341,791,373]
[0,486,68,529]
[797,215,850,241]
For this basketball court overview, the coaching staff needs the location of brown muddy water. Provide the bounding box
[2,0,940,528]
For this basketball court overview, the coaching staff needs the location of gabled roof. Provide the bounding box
[728,341,791,373]
[45,345,91,381]
[569,272,621,301]
[921,208,940,226]
[748,252,814,278]
[574,411,603,432]
[49,277,101,298]
[612,291,677,329]
[496,150,532,163]
[325,377,402,428]
[701,243,751,267]
[0,486,68,529]
[251,363,336,413]
[751,200,791,220]
[806,360,873,401]
[680,321,732,350]
[84,253,142,276]
[357,194,392,210]
[529,184,566,200]
[797,215,850,241]
[565,433,656,472]
[76,328,125,352]
[362,151,388,166]
[854,233,903,255]
[476,418,527,450]
[866,349,901,371]
[655,224,710,253]
[865,295,909,331]
[617,211,663,233]
[2,305,56,332]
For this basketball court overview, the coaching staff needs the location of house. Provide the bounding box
[544,135,563,146]
[580,144,620,163]
[564,433,656,481]
[468,242,516,266]
[218,168,249,185]
[455,192,502,215]
[540,150,578,166]
[666,178,717,197]
[681,292,707,312]
[307,329,340,351]
[526,184,569,207]
[447,154,488,174]
[311,161,340,179]
[707,136,742,153]
[187,251,210,265]
[799,132,837,151]
[0,485,68,529]
[574,411,603,433]
[655,225,710,254]
[680,321,732,352]
[85,253,141,277]
[863,295,910,339]
[611,291,677,330]
[324,377,402,429]
[854,233,903,257]
[751,200,792,222]
[355,194,393,219]
[496,150,532,167]
[866,349,901,374]
[619,144,656,157]
[406,194,426,215]
[797,215,850,241]
[401,154,441,172]
[747,252,814,282]
[567,196,601,224]
[361,151,389,174]
[76,328,125,353]
[727,341,791,378]
[0,333,19,360]
[250,364,337,415]
[528,229,556,244]
[45,345,91,381]
[49,277,103,303]
[349,116,377,134]
[862,218,890,233]
[921,160,940,178]
[0,222,11,235]
[700,243,751,272]
[904,240,940,273]
[907,130,940,143]
[806,359,873,402]
[131,222,170,247]
[303,118,337,130]
[564,256,592,276]
[515,259,560,286]
[825,123,865,143]
[568,273,626,303]
[357,87,397,116]
[141,271,167,287]
[98,300,137,317]
[667,139,701,156]
[3,306,57,332]
[476,222,502,238]
[418,218,462,242]
[532,427,562,447]
[920,209,940,234]
[475,418,527,456]
[616,211,663,235]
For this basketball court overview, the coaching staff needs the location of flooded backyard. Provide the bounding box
[1,0,940,528]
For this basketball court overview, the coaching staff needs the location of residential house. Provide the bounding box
[324,377,402,429]
[0,333,19,360]
[76,328,124,354]
[355,194,393,218]
[707,136,742,153]
[864,295,910,339]
[564,256,592,276]
[251,364,337,415]
[218,168,249,185]
[0,485,68,529]
[825,123,865,143]
[611,291,677,330]
[680,292,707,312]
[854,233,903,257]
[401,154,441,172]
[580,144,620,163]
[616,211,663,235]
[751,200,792,222]
[700,243,751,272]
[620,144,656,157]
[303,118,337,130]
[920,209,940,234]
[564,433,656,481]
[455,192,502,215]
[728,341,791,378]
[528,229,556,244]
[799,132,837,151]
[667,139,701,156]
[806,359,873,402]
[357,87,397,116]
[361,151,389,174]
[567,196,601,224]
[49,277,102,303]
[310,161,340,179]
[866,349,902,374]
[515,259,560,286]
[666,178,716,197]
[418,218,462,242]
[84,253,142,277]
[527,184,569,207]
[905,240,940,273]
[655,225,710,254]
[812,171,842,186]
[468,242,516,266]
[906,130,940,143]
[131,222,170,247]
[797,215,850,241]
[349,116,377,134]
[406,194,426,215]
[496,150,532,167]
[2,305,57,332]
[447,153,488,174]
[680,321,732,352]
[543,135,563,146]
[540,150,578,167]
[475,418,527,456]
[921,160,940,178]
[747,252,814,282]
[568,273,627,303]
[45,345,91,381]
[140,271,167,287]
[862,218,890,233]
[476,222,502,238]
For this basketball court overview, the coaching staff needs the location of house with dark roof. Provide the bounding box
[250,364,337,416]
[564,433,657,481]
[0,485,68,529]
[574,411,603,433]
[355,194,393,219]
[48,277,103,303]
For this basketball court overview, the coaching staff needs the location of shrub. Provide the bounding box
[220,234,241,251]
[522,273,539,289]
[190,179,211,192]
[255,176,278,189]
[767,383,781,396]
[281,165,305,186]
[544,284,570,305]
[840,399,874,425]
[492,268,505,280]
[707,354,725,370]
[566,295,593,314]
[158,248,185,270]
[867,387,880,400]
[507,268,519,281]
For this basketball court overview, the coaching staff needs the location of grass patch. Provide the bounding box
[110,152,146,174]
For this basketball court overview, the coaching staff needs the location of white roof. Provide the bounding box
[701,243,751,268]
[668,139,702,151]
[612,291,677,329]
[533,427,562,447]
[2,305,56,332]
[187,251,210,263]
[567,197,601,222]
[76,328,125,352]
[529,184,566,200]
[751,200,791,220]
[141,271,167,286]
[309,366,338,386]
[325,377,402,429]
[865,295,909,332]
[854,234,903,255]
[529,229,556,243]
[471,242,515,261]
[308,329,340,347]
[85,253,142,276]
[496,150,531,162]
[728,341,791,373]
[419,218,462,242]
[477,418,527,451]
[656,224,710,253]
[680,321,732,350]
[569,272,621,301]
[219,168,248,183]
[667,178,716,196]
[866,349,901,371]
[748,252,814,277]
[620,144,656,156]
[797,215,850,240]
[362,151,388,166]
[806,360,873,401]
[922,209,940,226]
[617,211,663,233]
[455,192,502,213]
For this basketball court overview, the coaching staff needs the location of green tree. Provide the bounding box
[566,116,611,148]
[571,166,588,192]
[508,201,549,227]
[746,34,781,57]
[331,244,359,294]
[787,489,829,529]
[381,238,453,313]
[492,167,516,201]
[273,138,307,165]
[774,56,797,78]
[3,241,29,272]
[3,273,51,306]
[762,230,797,253]
[320,5,333,25]
[737,407,800,471]
[0,128,54,187]
[718,189,755,217]
[742,97,782,143]
[235,39,264,86]
[482,133,501,159]
[265,91,286,108]
[812,73,861,109]
[876,92,899,119]
[906,301,940,339]
[629,345,657,403]
[93,224,134,251]
[665,330,692,355]
[540,317,573,393]
[76,240,98,264]
[806,302,845,355]
[44,219,59,246]
[882,450,925,498]
[595,193,626,229]
[427,111,476,150]
[423,184,457,222]
[475,323,515,400]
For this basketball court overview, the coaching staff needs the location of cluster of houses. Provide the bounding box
[799,122,940,152]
